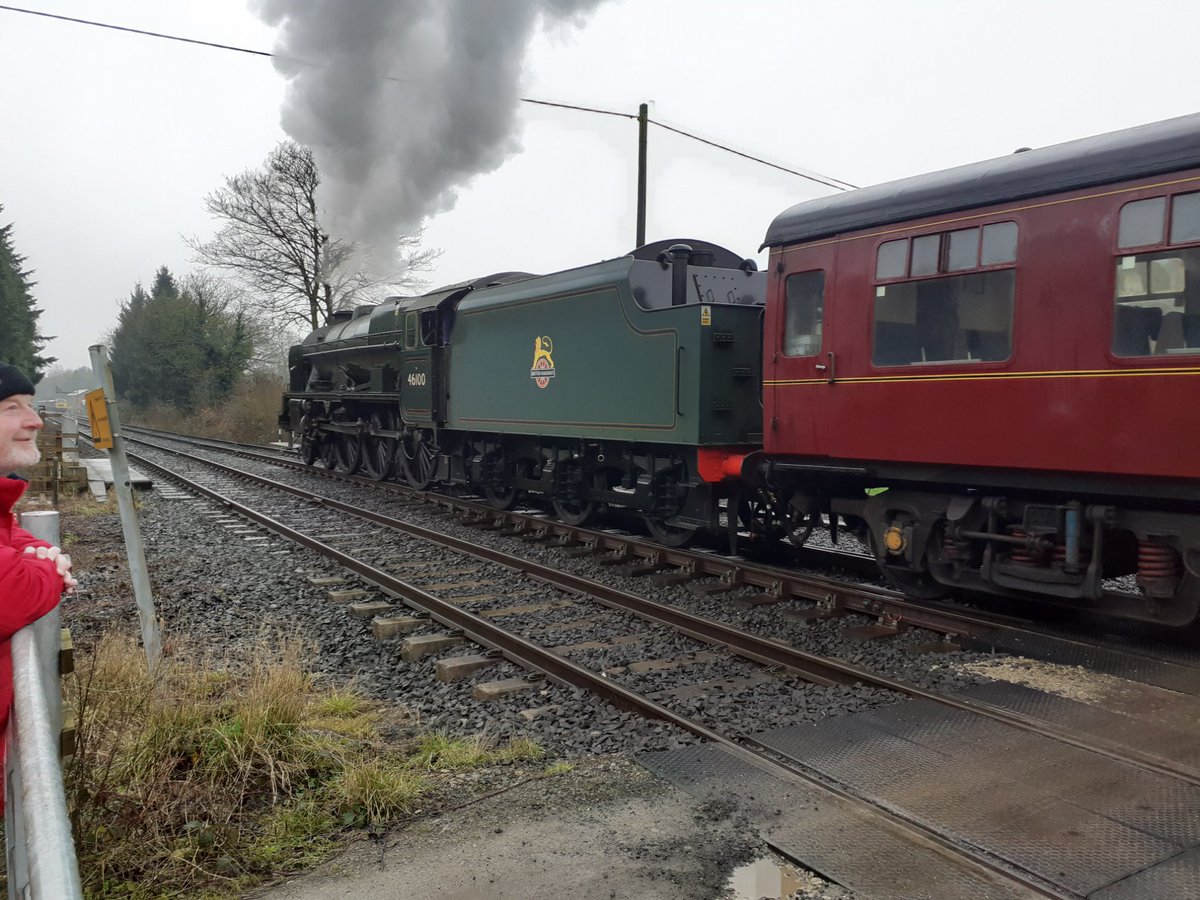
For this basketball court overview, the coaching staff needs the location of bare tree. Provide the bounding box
[188,142,438,331]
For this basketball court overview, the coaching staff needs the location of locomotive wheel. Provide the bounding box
[553,496,597,527]
[484,483,519,510]
[552,462,597,525]
[300,429,321,466]
[480,450,520,510]
[334,433,363,475]
[399,429,439,490]
[363,412,396,481]
[644,515,698,548]
[320,433,339,470]
[643,463,697,547]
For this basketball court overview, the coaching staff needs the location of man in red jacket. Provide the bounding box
[0,362,76,765]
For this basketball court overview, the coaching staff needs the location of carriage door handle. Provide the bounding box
[814,351,836,384]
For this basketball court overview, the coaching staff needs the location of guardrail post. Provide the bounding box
[4,510,82,899]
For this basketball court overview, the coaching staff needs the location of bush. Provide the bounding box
[64,638,375,896]
[132,372,285,444]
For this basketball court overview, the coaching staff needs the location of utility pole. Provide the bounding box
[321,235,331,315]
[636,102,648,248]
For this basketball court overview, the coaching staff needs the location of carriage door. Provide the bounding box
[400,310,442,425]
[764,243,838,456]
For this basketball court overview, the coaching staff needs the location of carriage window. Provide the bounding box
[981,222,1019,265]
[1113,192,1200,357]
[1112,246,1200,356]
[1118,197,1166,248]
[946,228,980,271]
[876,240,907,280]
[877,222,1017,281]
[873,270,1014,366]
[1171,192,1200,244]
[910,235,939,276]
[872,221,1017,366]
[783,271,825,357]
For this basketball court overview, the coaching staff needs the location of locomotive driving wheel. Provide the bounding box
[399,428,439,490]
[299,416,321,466]
[333,431,363,475]
[319,432,339,470]
[362,411,397,481]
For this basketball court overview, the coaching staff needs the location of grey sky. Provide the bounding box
[2,0,1196,369]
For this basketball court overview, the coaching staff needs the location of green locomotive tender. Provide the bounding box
[281,241,766,543]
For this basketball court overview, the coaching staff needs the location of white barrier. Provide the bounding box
[4,510,82,899]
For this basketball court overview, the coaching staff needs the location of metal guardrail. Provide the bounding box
[4,510,83,899]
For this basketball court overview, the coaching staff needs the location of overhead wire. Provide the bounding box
[649,118,857,190]
[0,2,856,191]
[0,4,277,59]
[519,97,635,120]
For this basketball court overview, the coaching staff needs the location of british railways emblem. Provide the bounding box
[530,336,556,389]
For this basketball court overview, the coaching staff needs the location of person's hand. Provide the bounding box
[23,545,77,594]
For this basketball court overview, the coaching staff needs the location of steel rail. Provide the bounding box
[119,428,996,633]
[128,447,1068,899]
[122,426,1200,682]
[127,440,1200,794]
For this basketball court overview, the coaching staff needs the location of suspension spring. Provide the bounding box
[941,533,971,561]
[1008,529,1042,566]
[1137,540,1181,579]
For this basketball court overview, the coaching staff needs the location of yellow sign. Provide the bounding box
[700,304,712,326]
[85,388,113,450]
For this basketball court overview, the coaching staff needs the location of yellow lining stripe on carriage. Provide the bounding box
[764,366,1200,386]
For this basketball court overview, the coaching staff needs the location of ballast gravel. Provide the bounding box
[67,440,1001,762]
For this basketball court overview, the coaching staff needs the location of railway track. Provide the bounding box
[82,425,1200,898]
[121,425,1200,687]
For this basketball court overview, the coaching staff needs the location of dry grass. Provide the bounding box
[33,490,124,518]
[55,635,547,899]
[65,638,357,896]
[332,760,427,825]
[132,373,285,445]
[408,730,544,771]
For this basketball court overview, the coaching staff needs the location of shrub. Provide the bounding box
[63,637,403,897]
[50,635,550,898]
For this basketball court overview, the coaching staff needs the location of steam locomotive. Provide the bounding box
[283,113,1200,627]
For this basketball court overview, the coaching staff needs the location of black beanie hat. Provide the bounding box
[0,363,36,403]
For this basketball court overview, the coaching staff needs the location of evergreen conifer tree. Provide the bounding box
[0,205,54,380]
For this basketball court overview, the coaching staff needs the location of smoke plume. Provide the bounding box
[254,0,607,268]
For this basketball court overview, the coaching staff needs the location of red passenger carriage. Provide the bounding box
[754,113,1200,625]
